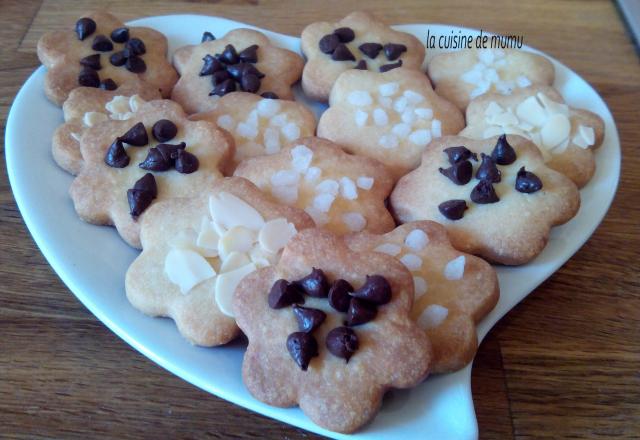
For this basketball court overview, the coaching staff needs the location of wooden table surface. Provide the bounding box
[1,0,639,438]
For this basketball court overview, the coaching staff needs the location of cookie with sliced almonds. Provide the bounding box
[37,11,178,105]
[460,85,605,188]
[427,48,555,110]
[190,92,316,170]
[69,99,233,249]
[301,11,425,102]
[391,135,580,265]
[171,29,304,114]
[317,68,464,180]
[234,136,395,235]
[125,177,314,346]
[233,228,432,433]
[345,221,499,373]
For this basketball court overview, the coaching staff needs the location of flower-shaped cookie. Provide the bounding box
[190,92,316,169]
[233,228,432,433]
[69,99,233,249]
[346,221,499,373]
[37,11,178,105]
[171,29,304,114]
[53,83,161,175]
[317,68,464,179]
[301,11,425,101]
[427,48,555,110]
[460,85,605,187]
[234,136,395,235]
[391,135,580,265]
[125,177,314,346]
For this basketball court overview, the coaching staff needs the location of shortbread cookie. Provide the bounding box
[317,68,464,179]
[171,29,304,114]
[69,99,233,249]
[460,85,605,187]
[428,48,555,110]
[190,92,316,169]
[346,221,499,373]
[233,228,431,433]
[125,177,314,346]
[391,135,580,265]
[37,11,178,105]
[234,137,395,235]
[53,84,162,175]
[301,11,426,102]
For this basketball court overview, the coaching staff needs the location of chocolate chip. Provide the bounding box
[292,305,326,333]
[439,160,473,185]
[243,63,265,79]
[350,275,392,305]
[139,148,170,171]
[225,63,245,81]
[110,27,129,43]
[220,44,239,64]
[91,35,113,52]
[104,140,129,168]
[346,298,377,326]
[333,27,355,43]
[439,199,468,220]
[109,51,127,67]
[133,172,158,198]
[125,38,146,56]
[331,43,355,61]
[326,326,358,362]
[286,332,318,371]
[328,279,353,312]
[79,54,101,70]
[241,74,261,93]
[354,59,367,70]
[156,142,186,164]
[201,31,215,42]
[119,122,148,146]
[358,42,383,59]
[268,279,305,309]
[209,78,236,96]
[152,119,178,142]
[470,180,500,204]
[319,33,340,54]
[383,43,407,61]
[260,92,279,99]
[175,149,199,174]
[379,60,403,72]
[294,268,329,298]
[75,17,96,41]
[515,166,543,193]
[238,44,259,63]
[78,67,100,88]
[444,146,478,164]
[126,56,147,73]
[127,173,157,218]
[475,153,501,183]
[200,54,224,76]
[491,134,517,165]
[99,78,117,90]
[211,70,231,86]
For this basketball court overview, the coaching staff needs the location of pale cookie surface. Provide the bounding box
[69,99,233,249]
[171,29,304,114]
[234,136,395,235]
[346,221,499,373]
[427,48,555,110]
[233,228,431,433]
[460,85,605,188]
[125,177,314,346]
[317,68,464,180]
[37,11,178,105]
[190,92,316,170]
[301,11,426,102]
[391,135,580,265]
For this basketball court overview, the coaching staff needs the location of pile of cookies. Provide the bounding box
[37,10,605,433]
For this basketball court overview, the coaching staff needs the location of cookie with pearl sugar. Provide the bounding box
[390,135,580,265]
[190,92,316,170]
[317,67,464,180]
[125,177,314,346]
[300,11,426,102]
[460,85,605,188]
[233,136,395,236]
[171,29,304,115]
[69,99,233,249]
[345,221,499,373]
[53,84,162,175]
[427,48,555,110]
[233,228,432,433]
[37,11,178,106]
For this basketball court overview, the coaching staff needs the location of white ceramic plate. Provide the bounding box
[5,15,620,439]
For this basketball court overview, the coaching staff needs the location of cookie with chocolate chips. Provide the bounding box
[37,11,178,105]
[233,228,432,433]
[390,135,580,265]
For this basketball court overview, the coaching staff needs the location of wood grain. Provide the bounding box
[1,1,639,438]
